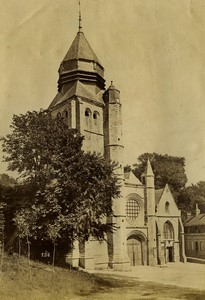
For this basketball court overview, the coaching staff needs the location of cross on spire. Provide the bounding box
[78,0,82,32]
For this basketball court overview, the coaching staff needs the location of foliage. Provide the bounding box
[1,110,83,188]
[178,181,205,215]
[132,153,205,216]
[1,110,120,250]
[0,174,16,187]
[13,208,37,240]
[133,153,187,195]
[124,165,131,173]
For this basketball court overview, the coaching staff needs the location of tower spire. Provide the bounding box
[78,0,82,32]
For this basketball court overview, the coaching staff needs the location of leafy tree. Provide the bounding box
[0,174,17,251]
[133,153,187,196]
[13,208,37,258]
[1,110,83,189]
[1,110,120,251]
[0,174,16,187]
[179,181,205,215]
[124,165,131,173]
[39,152,119,243]
[46,220,61,268]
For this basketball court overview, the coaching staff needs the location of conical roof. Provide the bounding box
[63,31,102,66]
[57,30,105,92]
[145,159,154,176]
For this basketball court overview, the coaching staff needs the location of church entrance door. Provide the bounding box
[127,236,143,266]
[166,246,174,262]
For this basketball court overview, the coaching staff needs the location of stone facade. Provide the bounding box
[49,25,186,270]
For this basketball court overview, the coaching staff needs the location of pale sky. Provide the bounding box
[1,0,205,184]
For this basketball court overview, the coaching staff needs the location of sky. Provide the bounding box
[0,0,205,184]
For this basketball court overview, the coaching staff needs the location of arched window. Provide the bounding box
[93,111,99,120]
[85,108,92,129]
[126,199,140,220]
[165,202,170,213]
[85,108,91,117]
[163,222,174,240]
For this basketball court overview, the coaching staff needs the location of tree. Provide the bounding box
[1,110,120,250]
[133,153,187,196]
[0,174,17,251]
[0,174,16,187]
[179,181,205,215]
[13,208,37,258]
[1,110,83,188]
[40,152,119,243]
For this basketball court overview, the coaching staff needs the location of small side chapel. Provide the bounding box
[48,11,186,270]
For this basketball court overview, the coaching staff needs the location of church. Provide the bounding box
[48,12,186,270]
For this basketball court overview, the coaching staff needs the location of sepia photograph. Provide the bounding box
[0,0,205,299]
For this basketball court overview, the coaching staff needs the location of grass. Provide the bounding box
[0,253,119,300]
[1,254,205,300]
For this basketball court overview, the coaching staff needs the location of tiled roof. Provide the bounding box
[184,214,205,227]
[49,81,104,109]
[63,32,101,65]
[49,92,62,109]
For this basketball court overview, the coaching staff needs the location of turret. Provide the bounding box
[144,159,155,216]
[103,81,123,175]
[144,159,157,266]
[103,82,130,270]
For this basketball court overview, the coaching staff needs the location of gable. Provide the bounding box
[156,185,180,217]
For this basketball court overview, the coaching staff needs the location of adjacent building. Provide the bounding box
[184,205,205,260]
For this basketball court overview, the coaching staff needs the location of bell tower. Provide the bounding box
[49,7,105,155]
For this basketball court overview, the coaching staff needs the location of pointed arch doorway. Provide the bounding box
[163,221,175,263]
[127,232,147,266]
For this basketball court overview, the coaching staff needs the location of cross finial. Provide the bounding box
[78,0,82,32]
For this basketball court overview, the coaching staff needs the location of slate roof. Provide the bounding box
[49,81,104,109]
[49,92,62,109]
[155,188,164,206]
[63,32,102,66]
[184,214,205,227]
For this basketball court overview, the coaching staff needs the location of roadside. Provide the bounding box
[89,262,205,291]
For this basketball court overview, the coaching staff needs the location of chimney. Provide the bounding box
[195,204,200,216]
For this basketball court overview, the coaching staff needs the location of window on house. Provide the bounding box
[126,199,140,219]
[85,108,91,117]
[191,242,194,251]
[93,111,99,120]
[200,241,203,251]
[163,222,174,240]
[195,241,199,252]
[165,202,170,213]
